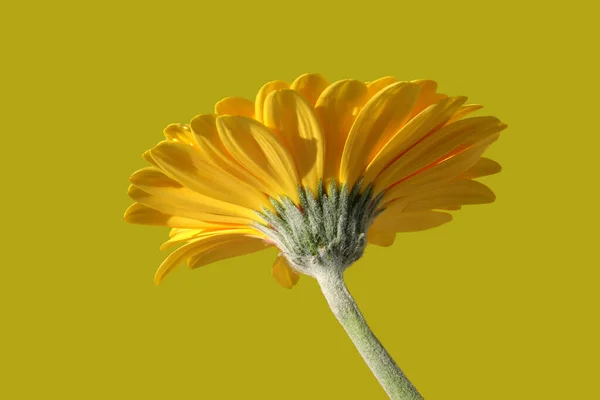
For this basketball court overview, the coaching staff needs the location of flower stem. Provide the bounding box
[315,269,424,400]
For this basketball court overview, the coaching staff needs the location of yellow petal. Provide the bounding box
[439,205,462,210]
[401,180,496,212]
[190,114,241,165]
[371,207,453,233]
[150,140,269,213]
[367,228,396,247]
[457,157,501,180]
[127,185,248,226]
[315,79,368,181]
[376,116,507,192]
[154,229,265,284]
[169,228,185,237]
[408,79,447,119]
[142,150,159,168]
[124,203,210,229]
[384,133,500,201]
[255,80,289,123]
[161,229,205,250]
[446,104,484,125]
[341,82,421,187]
[163,123,196,146]
[263,89,325,193]
[130,166,184,188]
[271,255,300,289]
[366,76,397,99]
[290,73,329,106]
[189,114,270,194]
[364,96,468,189]
[216,116,300,202]
[215,97,255,118]
[128,167,256,224]
[187,235,269,269]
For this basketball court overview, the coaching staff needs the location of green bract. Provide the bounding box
[253,178,385,276]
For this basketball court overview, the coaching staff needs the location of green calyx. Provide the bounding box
[253,178,385,277]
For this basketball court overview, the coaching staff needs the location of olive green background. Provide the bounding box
[2,1,598,399]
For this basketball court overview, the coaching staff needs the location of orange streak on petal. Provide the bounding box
[385,144,473,192]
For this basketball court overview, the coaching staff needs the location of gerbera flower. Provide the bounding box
[124,73,506,399]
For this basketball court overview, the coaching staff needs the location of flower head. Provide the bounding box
[125,73,506,287]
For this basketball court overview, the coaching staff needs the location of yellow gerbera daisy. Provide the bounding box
[124,73,506,399]
[125,73,504,287]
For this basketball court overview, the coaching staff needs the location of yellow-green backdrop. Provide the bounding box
[2,1,598,399]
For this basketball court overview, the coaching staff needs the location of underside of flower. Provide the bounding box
[253,179,384,277]
[125,73,506,287]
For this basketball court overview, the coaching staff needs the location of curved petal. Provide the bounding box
[154,229,266,284]
[341,82,421,187]
[439,205,462,211]
[446,104,484,125]
[457,157,501,180]
[291,73,329,106]
[255,80,289,123]
[142,150,160,168]
[408,79,447,119]
[128,167,256,224]
[127,186,252,226]
[169,228,188,237]
[401,180,496,213]
[364,96,468,189]
[163,123,197,146]
[366,76,397,99]
[216,115,300,202]
[124,203,210,229]
[371,207,453,233]
[187,235,269,269]
[384,133,501,201]
[215,97,255,118]
[161,229,205,250]
[367,228,396,247]
[376,116,507,192]
[271,255,300,288]
[189,114,270,195]
[150,140,269,212]
[263,89,325,193]
[315,79,368,181]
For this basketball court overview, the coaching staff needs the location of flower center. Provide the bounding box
[253,179,384,277]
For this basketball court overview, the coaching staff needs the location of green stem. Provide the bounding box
[315,269,424,400]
